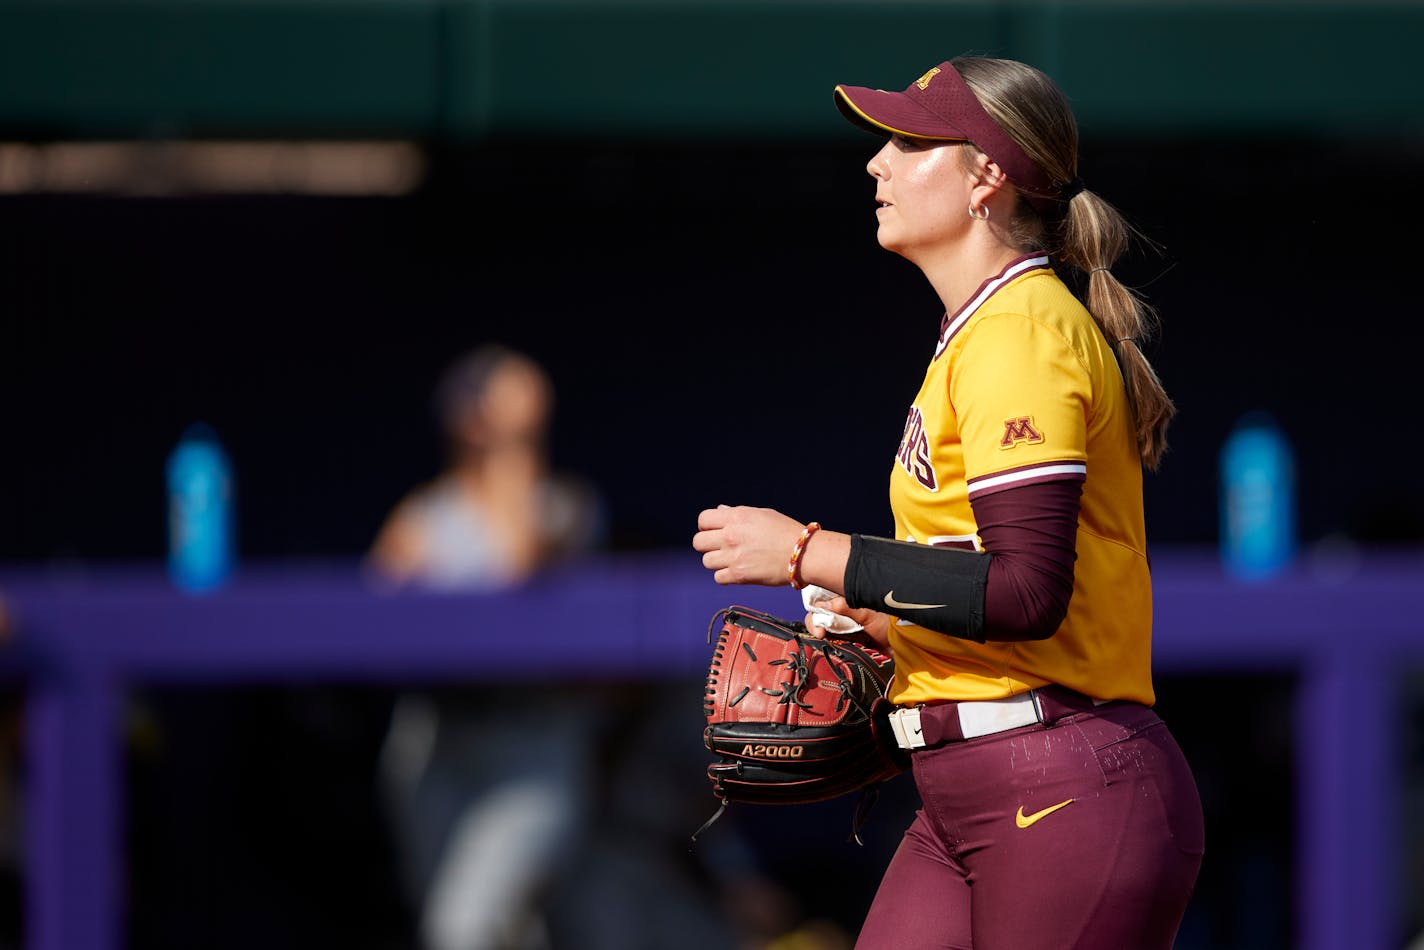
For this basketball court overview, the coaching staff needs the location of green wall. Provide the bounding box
[2,0,1422,141]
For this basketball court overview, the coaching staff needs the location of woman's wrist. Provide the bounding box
[786,522,822,589]
[792,527,851,593]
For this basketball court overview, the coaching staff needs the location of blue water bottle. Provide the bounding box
[1219,411,1296,581]
[166,422,235,593]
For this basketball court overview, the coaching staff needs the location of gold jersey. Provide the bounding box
[887,254,1154,706]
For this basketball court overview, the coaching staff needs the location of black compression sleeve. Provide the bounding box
[842,534,990,642]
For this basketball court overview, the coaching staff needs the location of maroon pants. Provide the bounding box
[857,701,1204,950]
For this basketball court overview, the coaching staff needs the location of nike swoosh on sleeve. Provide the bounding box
[883,591,948,611]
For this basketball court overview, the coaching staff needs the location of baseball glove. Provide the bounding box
[694,605,909,843]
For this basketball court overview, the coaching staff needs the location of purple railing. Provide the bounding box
[1,546,1421,950]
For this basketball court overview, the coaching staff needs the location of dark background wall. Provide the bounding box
[4,136,1423,564]
[6,0,1424,563]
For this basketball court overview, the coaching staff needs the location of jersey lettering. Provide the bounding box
[1000,416,1045,448]
[896,406,938,490]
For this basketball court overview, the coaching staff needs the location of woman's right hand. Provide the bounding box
[692,504,806,587]
[804,593,892,654]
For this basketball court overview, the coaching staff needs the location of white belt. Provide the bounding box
[888,691,1115,750]
[886,693,1045,750]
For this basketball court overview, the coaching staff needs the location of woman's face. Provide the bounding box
[866,136,972,262]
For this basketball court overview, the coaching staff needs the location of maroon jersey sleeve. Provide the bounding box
[973,480,1081,640]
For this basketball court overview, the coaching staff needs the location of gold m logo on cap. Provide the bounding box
[915,67,941,90]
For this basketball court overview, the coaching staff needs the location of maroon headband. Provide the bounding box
[834,62,1060,213]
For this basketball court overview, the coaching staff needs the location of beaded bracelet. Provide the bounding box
[786,521,821,590]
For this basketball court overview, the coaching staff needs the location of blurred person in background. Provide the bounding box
[544,669,860,950]
[369,344,600,590]
[369,345,836,950]
[367,343,605,950]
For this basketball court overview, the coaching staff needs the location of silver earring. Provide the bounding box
[969,203,989,221]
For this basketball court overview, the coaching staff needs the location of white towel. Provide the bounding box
[800,584,864,635]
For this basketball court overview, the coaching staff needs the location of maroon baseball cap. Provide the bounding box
[834,61,1059,212]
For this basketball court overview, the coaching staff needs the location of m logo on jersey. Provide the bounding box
[897,406,937,490]
[1000,416,1044,449]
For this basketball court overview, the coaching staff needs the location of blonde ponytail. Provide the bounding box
[1060,191,1176,470]
[955,56,1176,470]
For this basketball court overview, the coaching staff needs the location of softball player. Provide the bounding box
[693,56,1203,948]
